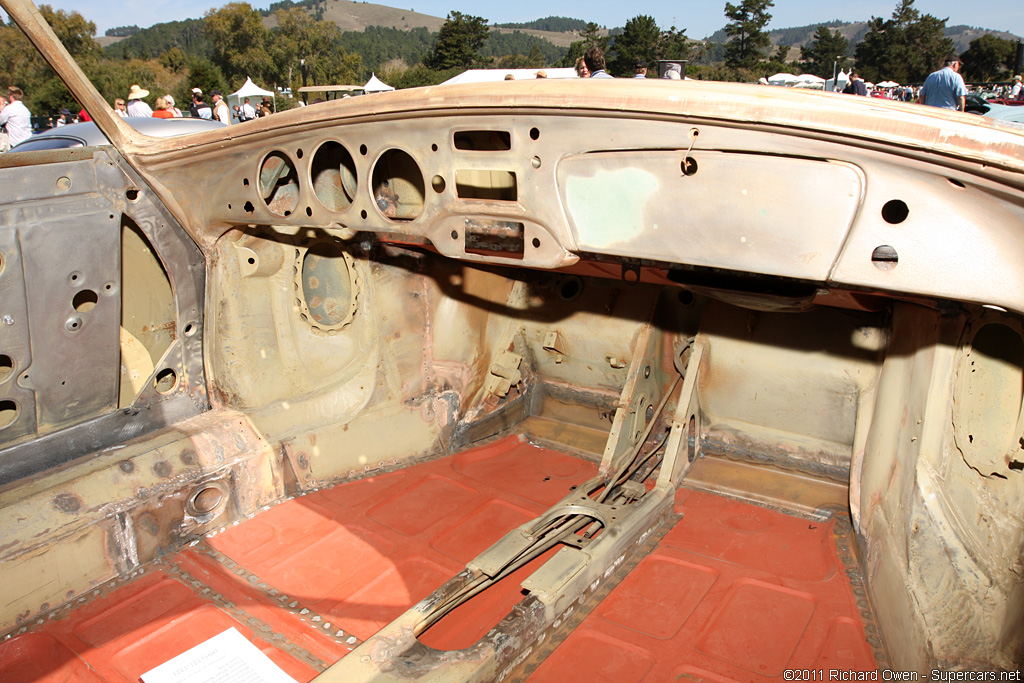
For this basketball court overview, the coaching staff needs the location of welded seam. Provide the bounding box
[831,509,892,671]
[185,541,364,658]
[161,550,337,671]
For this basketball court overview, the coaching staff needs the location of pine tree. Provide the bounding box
[723,0,773,69]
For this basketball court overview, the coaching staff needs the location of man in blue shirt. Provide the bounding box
[584,47,614,79]
[919,57,966,111]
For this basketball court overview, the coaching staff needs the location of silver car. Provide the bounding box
[8,116,226,152]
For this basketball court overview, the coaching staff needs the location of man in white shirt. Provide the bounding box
[240,98,257,122]
[0,86,32,147]
[126,84,153,117]
[211,90,231,125]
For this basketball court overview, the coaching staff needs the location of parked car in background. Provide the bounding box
[8,116,226,152]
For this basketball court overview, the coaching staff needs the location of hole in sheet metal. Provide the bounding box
[454,130,511,151]
[0,400,18,430]
[125,188,139,201]
[431,175,446,193]
[558,276,582,301]
[298,241,357,330]
[311,141,357,212]
[456,170,517,201]
[464,219,524,259]
[190,484,225,515]
[73,289,98,312]
[871,245,898,270]
[259,152,300,217]
[154,368,178,394]
[372,149,425,221]
[688,415,696,462]
[881,199,909,224]
[530,128,540,140]
[0,355,13,384]
[681,157,698,176]
[948,178,965,189]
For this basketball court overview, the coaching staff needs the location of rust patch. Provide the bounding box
[152,461,173,478]
[118,460,135,474]
[180,449,198,466]
[53,492,83,513]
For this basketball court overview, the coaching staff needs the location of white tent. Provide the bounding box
[363,73,394,93]
[768,73,799,85]
[442,68,578,85]
[825,69,850,93]
[876,80,900,88]
[792,74,826,89]
[229,77,275,113]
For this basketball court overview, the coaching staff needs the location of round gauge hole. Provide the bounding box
[371,149,425,221]
[431,175,446,193]
[125,189,139,201]
[431,143,438,152]
[0,400,18,430]
[531,156,541,168]
[258,152,300,217]
[0,355,13,383]
[681,157,698,176]
[532,237,541,248]
[296,148,304,159]
[529,128,540,140]
[183,323,197,337]
[360,144,368,156]
[310,141,357,211]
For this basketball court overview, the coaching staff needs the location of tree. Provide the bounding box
[723,0,773,69]
[960,34,1016,82]
[203,3,274,83]
[660,26,697,64]
[424,11,489,70]
[854,0,952,83]
[0,5,101,113]
[800,26,849,78]
[611,15,662,76]
[557,22,608,68]
[269,8,360,90]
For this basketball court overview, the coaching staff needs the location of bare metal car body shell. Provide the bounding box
[1,0,1023,677]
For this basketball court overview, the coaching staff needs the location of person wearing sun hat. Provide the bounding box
[125,84,153,117]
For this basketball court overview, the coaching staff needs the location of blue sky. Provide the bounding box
[41,0,1024,40]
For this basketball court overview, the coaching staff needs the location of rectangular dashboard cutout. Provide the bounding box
[453,131,512,151]
[456,170,517,201]
[464,219,524,259]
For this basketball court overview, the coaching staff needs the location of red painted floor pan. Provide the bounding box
[0,435,877,682]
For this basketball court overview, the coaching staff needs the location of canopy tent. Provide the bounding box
[363,74,394,93]
[767,73,799,85]
[876,80,900,88]
[825,69,850,93]
[229,77,276,113]
[442,68,578,85]
[792,74,826,90]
